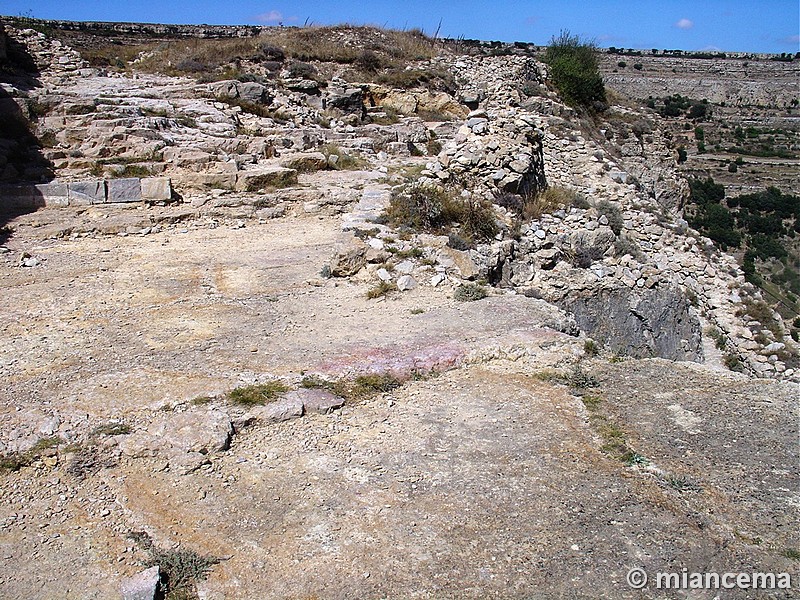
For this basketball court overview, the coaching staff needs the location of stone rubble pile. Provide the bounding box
[423,108,546,198]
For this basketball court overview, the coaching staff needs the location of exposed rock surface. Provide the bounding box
[0,20,798,600]
[559,286,703,360]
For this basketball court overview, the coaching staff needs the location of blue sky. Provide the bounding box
[5,1,799,53]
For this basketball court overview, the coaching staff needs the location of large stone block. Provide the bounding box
[140,177,172,201]
[35,183,69,207]
[107,178,142,203]
[235,167,297,192]
[68,180,105,205]
[0,185,41,210]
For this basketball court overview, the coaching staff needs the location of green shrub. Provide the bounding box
[544,31,606,109]
[228,381,288,407]
[453,283,488,302]
[333,373,402,402]
[613,236,641,259]
[146,545,219,599]
[723,353,743,372]
[386,183,498,242]
[522,186,581,220]
[566,365,599,388]
[596,200,624,235]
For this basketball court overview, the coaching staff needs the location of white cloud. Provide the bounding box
[675,18,694,30]
[255,10,283,23]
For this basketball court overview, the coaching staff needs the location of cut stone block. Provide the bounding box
[68,180,105,205]
[107,178,142,203]
[140,177,172,201]
[0,185,41,210]
[35,183,69,207]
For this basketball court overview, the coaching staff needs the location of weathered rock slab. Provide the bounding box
[120,566,160,600]
[107,178,142,203]
[235,167,298,192]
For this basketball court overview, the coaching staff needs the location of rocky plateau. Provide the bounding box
[0,18,798,600]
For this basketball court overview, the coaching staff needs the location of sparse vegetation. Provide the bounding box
[565,365,599,388]
[782,548,800,561]
[385,182,498,245]
[367,280,397,299]
[321,143,367,171]
[596,200,624,235]
[723,352,744,372]
[0,435,62,474]
[332,373,403,402]
[661,474,702,493]
[453,283,488,302]
[228,381,289,407]
[613,235,641,259]
[90,422,132,437]
[77,24,438,88]
[127,532,220,600]
[520,185,585,220]
[705,326,728,350]
[65,445,117,480]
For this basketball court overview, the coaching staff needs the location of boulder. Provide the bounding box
[238,81,271,104]
[570,226,616,257]
[168,409,234,454]
[397,275,418,291]
[286,388,345,415]
[209,80,271,104]
[120,566,160,600]
[439,247,479,280]
[235,167,297,192]
[324,86,365,118]
[330,235,367,277]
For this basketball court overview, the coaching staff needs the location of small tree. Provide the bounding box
[544,31,606,110]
